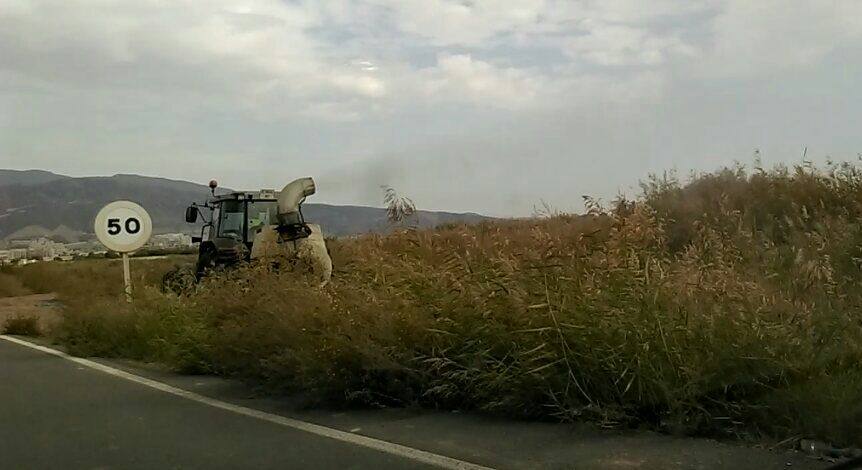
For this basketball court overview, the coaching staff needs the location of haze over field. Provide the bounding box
[3,1,861,216]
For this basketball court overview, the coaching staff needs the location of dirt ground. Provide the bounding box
[0,293,62,333]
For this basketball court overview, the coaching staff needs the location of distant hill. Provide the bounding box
[302,204,487,236]
[0,169,70,187]
[0,170,488,241]
[4,225,87,243]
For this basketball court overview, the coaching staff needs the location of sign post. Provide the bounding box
[94,201,153,302]
[122,252,132,300]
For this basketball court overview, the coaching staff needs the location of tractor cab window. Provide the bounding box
[247,200,278,239]
[217,200,245,240]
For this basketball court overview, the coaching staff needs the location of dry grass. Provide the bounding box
[14,162,862,447]
[0,272,31,298]
[6,256,194,302]
[2,315,41,336]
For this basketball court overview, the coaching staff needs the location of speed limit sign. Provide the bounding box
[94,201,152,301]
[94,201,152,253]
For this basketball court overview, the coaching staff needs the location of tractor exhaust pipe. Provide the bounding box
[277,177,316,225]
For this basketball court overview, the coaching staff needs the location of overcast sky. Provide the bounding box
[1,1,861,216]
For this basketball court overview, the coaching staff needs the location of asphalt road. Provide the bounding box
[0,338,443,470]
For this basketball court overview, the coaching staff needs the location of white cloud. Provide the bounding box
[370,0,547,46]
[4,0,861,122]
[0,0,711,122]
[0,0,389,120]
[565,20,697,66]
[417,54,544,108]
[699,0,862,77]
[554,0,718,24]
[3,0,862,217]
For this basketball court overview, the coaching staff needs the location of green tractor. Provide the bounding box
[163,177,332,293]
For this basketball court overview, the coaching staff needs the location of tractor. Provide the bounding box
[163,177,332,293]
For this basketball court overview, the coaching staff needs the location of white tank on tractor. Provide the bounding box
[250,178,332,285]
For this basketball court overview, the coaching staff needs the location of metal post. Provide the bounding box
[122,253,132,302]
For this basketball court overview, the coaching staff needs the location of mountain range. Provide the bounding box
[0,169,488,243]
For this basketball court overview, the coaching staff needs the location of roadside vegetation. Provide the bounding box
[1,256,192,300]
[4,161,862,447]
[2,315,42,336]
[0,272,31,298]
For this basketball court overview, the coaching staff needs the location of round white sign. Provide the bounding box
[94,201,153,253]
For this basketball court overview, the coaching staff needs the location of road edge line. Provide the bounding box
[0,335,494,470]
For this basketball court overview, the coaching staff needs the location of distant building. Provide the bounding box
[63,241,101,256]
[0,232,166,262]
[148,233,193,248]
[27,237,67,259]
[0,248,30,264]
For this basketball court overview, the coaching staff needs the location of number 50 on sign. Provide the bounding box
[94,201,153,301]
[95,201,152,252]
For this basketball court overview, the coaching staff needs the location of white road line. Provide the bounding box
[0,335,494,470]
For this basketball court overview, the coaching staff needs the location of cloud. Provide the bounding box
[372,0,547,46]
[0,0,388,120]
[0,0,708,122]
[565,21,698,66]
[697,0,862,77]
[417,54,544,108]
[2,1,862,216]
[4,0,860,120]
